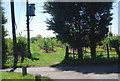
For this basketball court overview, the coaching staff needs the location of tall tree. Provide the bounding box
[43,2,113,59]
[0,1,7,68]
[84,2,113,59]
[43,2,85,59]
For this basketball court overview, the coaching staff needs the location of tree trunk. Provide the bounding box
[73,48,75,59]
[106,44,109,59]
[115,48,120,59]
[77,47,83,59]
[21,56,24,63]
[90,42,96,59]
[65,46,69,59]
[13,56,18,68]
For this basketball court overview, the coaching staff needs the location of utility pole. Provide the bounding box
[10,0,18,68]
[26,0,35,58]
[26,0,30,54]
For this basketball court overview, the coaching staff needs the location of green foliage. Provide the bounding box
[16,37,28,62]
[41,38,59,53]
[108,32,113,37]
[35,38,46,50]
[2,27,8,68]
[109,36,120,48]
[43,39,50,53]
[6,38,13,55]
[101,36,120,58]
[102,36,120,49]
[5,42,118,68]
[5,38,29,65]
[1,1,8,68]
[3,38,13,65]
[31,37,38,43]
[43,37,67,52]
[43,2,113,59]
[32,37,67,53]
[31,34,42,43]
[4,37,29,65]
[109,36,120,58]
[0,2,7,24]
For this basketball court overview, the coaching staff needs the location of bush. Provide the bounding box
[34,37,68,53]
[42,38,56,53]
[16,37,28,62]
[6,38,13,55]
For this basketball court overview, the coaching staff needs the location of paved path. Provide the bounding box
[1,65,120,80]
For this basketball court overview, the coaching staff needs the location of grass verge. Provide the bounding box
[1,71,53,81]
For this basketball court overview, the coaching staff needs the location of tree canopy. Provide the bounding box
[43,2,113,59]
[0,1,7,68]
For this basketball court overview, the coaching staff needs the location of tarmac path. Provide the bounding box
[1,65,120,80]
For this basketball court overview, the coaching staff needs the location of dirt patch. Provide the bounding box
[40,48,59,54]
[36,45,60,54]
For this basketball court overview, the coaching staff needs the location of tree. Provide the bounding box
[109,36,120,59]
[43,40,50,53]
[43,2,86,59]
[16,37,28,63]
[6,38,13,55]
[2,26,8,68]
[0,1,7,68]
[43,2,113,59]
[43,37,56,53]
[102,32,114,59]
[83,2,113,59]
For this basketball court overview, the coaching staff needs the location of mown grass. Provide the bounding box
[1,72,53,81]
[5,43,119,68]
[5,44,65,67]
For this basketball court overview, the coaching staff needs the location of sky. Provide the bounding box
[1,0,120,38]
[2,0,55,38]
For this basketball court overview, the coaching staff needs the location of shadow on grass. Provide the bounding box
[3,57,40,69]
[31,57,40,61]
[50,57,120,74]
[9,68,17,72]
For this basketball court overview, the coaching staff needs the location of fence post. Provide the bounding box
[22,66,27,76]
[35,75,41,81]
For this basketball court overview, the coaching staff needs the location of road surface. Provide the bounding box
[1,65,120,80]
